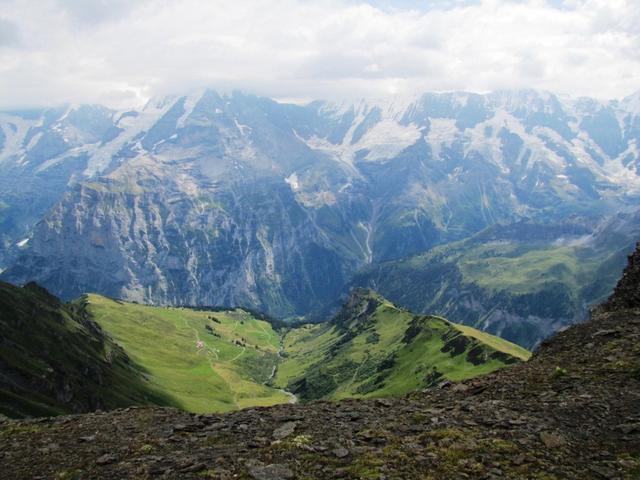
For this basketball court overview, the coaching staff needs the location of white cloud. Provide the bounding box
[0,0,638,109]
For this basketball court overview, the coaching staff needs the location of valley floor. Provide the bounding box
[85,295,292,412]
[2,306,639,479]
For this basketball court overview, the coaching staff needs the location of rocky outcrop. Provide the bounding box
[603,242,640,311]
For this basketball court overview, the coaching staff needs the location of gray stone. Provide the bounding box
[273,421,298,440]
[247,461,294,480]
[96,453,117,465]
[332,447,349,458]
[539,431,567,448]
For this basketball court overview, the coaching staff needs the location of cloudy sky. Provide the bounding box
[0,0,638,108]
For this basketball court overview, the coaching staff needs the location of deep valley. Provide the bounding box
[0,282,527,418]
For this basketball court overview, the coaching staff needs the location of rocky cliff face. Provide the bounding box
[3,89,640,327]
[0,105,121,267]
[5,163,354,317]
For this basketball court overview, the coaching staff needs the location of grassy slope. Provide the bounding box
[0,282,174,418]
[456,242,608,297]
[85,295,289,413]
[87,291,529,408]
[274,292,530,401]
[449,321,530,361]
[396,235,628,304]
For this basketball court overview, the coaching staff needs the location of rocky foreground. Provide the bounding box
[2,247,640,479]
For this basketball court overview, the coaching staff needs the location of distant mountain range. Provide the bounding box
[1,88,639,345]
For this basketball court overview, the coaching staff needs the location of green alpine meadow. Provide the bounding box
[0,282,528,417]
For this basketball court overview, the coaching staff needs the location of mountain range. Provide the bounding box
[1,88,640,346]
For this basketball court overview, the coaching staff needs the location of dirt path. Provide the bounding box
[230,346,246,362]
[257,322,273,341]
[344,353,369,393]
[180,317,240,408]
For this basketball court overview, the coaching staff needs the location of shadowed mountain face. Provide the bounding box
[1,89,640,326]
[0,281,176,418]
[0,239,638,479]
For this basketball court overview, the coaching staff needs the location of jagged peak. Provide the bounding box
[331,288,393,328]
[602,241,640,311]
